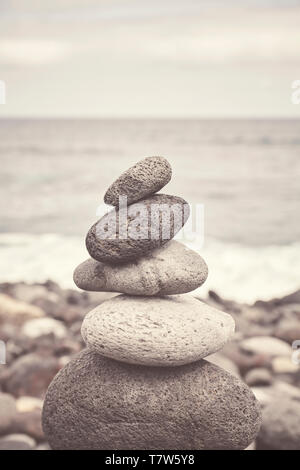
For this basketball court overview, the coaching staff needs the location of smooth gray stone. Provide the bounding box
[81,294,235,366]
[104,156,172,206]
[74,241,208,295]
[42,349,261,450]
[86,194,190,264]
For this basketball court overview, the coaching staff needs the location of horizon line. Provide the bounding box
[0,115,300,121]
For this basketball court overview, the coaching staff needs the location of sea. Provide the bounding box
[1,118,300,303]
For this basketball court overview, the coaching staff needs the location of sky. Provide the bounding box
[0,0,300,118]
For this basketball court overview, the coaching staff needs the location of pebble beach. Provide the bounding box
[0,280,300,449]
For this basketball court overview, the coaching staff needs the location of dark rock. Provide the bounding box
[104,156,172,206]
[3,353,60,398]
[86,194,190,264]
[42,349,261,450]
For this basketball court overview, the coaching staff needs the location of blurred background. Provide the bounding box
[0,0,300,451]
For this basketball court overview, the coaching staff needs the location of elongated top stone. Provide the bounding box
[74,241,208,295]
[104,156,172,206]
[81,294,235,366]
[86,194,190,264]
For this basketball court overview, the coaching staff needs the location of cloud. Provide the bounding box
[0,39,72,65]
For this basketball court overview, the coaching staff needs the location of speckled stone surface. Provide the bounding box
[86,194,190,264]
[104,156,172,206]
[81,295,235,366]
[42,349,261,450]
[74,241,208,295]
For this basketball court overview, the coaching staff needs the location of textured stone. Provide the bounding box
[81,295,235,366]
[104,156,172,206]
[86,194,190,264]
[74,241,208,295]
[42,349,261,450]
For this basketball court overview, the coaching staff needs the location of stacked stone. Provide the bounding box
[42,156,261,450]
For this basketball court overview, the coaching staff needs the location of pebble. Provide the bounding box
[0,392,17,435]
[9,283,50,305]
[0,293,45,326]
[74,241,208,295]
[251,381,300,409]
[42,349,261,450]
[271,356,299,374]
[86,194,190,264]
[35,442,51,450]
[222,342,268,374]
[240,336,292,357]
[0,433,36,450]
[21,318,67,339]
[16,396,43,412]
[244,368,273,387]
[274,318,300,343]
[104,156,172,206]
[3,353,60,398]
[258,397,300,450]
[12,408,44,441]
[81,295,235,366]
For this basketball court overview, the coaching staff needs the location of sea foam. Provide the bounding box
[1,233,299,304]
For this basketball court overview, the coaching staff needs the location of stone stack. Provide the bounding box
[42,156,261,450]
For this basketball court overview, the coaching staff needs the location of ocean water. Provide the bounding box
[0,118,300,303]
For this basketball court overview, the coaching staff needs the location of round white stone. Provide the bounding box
[81,294,235,366]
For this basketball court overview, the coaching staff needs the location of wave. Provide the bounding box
[0,233,299,304]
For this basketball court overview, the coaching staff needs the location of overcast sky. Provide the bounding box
[1,0,300,118]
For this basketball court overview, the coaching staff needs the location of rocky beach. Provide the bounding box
[0,280,300,449]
